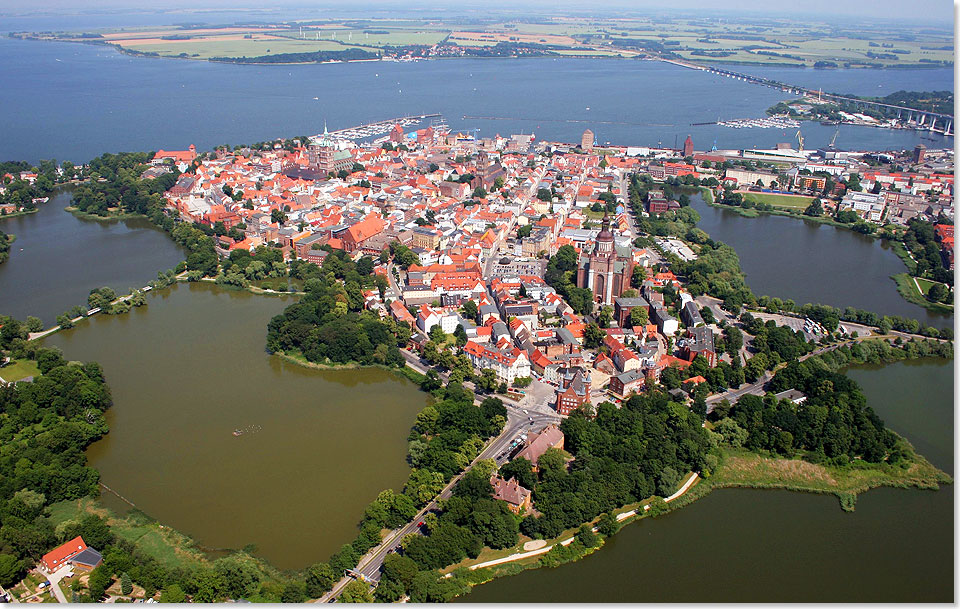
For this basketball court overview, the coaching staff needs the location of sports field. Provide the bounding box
[742,192,815,209]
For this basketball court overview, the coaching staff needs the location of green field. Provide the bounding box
[0,358,40,382]
[122,38,367,59]
[742,192,815,209]
[914,277,938,296]
[48,498,207,570]
[24,15,953,68]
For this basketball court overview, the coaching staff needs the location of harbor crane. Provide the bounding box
[829,124,840,149]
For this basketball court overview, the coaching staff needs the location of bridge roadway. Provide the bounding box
[659,57,953,128]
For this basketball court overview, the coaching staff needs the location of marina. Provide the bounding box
[311,113,443,143]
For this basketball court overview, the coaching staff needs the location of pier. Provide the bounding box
[311,113,443,143]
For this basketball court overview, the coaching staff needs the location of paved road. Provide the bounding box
[317,353,559,602]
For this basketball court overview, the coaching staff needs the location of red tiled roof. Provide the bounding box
[42,536,86,571]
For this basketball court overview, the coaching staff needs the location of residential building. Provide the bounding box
[490,474,532,514]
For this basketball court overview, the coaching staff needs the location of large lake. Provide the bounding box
[44,282,428,571]
[0,37,951,164]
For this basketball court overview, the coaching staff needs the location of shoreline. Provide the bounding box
[698,192,954,316]
[449,433,951,600]
[8,34,948,71]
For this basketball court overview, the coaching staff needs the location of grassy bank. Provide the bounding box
[0,209,39,220]
[892,273,954,314]
[704,443,950,512]
[742,192,815,209]
[65,205,147,221]
[48,497,208,571]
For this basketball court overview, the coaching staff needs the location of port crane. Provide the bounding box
[828,124,840,149]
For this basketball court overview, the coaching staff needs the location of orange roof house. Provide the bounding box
[42,536,86,572]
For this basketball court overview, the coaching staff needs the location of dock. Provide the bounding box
[312,114,443,143]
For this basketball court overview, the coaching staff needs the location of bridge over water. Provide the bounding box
[661,58,953,135]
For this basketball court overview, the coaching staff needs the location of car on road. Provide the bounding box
[417,521,425,527]
[523,409,528,414]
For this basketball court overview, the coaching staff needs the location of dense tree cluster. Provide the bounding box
[70,152,178,217]
[0,348,111,587]
[403,462,518,571]
[517,390,713,540]
[902,218,952,285]
[544,244,595,315]
[266,251,403,366]
[712,338,952,467]
[0,160,61,214]
[0,231,11,265]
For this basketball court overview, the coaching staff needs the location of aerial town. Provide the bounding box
[145,120,954,419]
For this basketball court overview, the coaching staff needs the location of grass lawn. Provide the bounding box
[741,192,815,209]
[0,359,41,382]
[914,277,938,296]
[710,445,950,503]
[47,498,206,571]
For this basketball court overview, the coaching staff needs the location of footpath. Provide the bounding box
[463,473,700,572]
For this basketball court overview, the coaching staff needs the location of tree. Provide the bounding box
[462,299,478,321]
[340,580,373,603]
[629,306,649,327]
[271,208,287,224]
[576,524,599,548]
[499,457,536,490]
[597,306,613,328]
[0,554,24,588]
[160,584,186,604]
[121,572,133,596]
[305,562,337,598]
[517,224,533,238]
[25,316,44,333]
[926,283,948,303]
[803,198,823,217]
[583,323,604,349]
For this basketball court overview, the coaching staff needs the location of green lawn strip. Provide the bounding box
[892,273,953,314]
[742,192,815,209]
[0,359,41,382]
[705,444,950,511]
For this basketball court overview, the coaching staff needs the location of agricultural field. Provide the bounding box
[16,16,953,67]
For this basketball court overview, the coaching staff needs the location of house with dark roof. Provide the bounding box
[681,301,704,328]
[490,474,532,514]
[555,367,591,415]
[678,326,716,367]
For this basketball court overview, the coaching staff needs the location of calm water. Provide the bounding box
[463,359,954,603]
[691,194,952,328]
[0,191,185,324]
[0,37,951,164]
[44,282,428,570]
